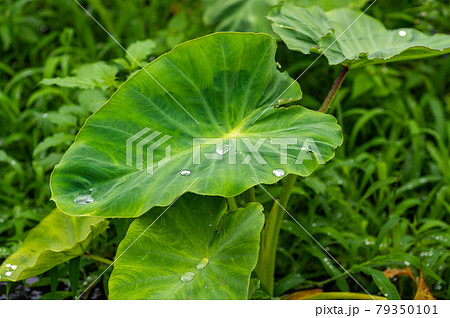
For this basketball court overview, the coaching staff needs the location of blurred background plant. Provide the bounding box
[0,0,448,299]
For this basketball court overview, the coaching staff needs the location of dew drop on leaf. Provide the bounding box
[273,169,285,177]
[398,30,407,37]
[5,271,12,277]
[216,144,231,156]
[196,257,209,270]
[180,170,191,176]
[74,194,95,205]
[180,271,195,283]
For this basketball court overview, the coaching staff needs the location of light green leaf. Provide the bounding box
[269,5,450,68]
[126,39,157,69]
[0,209,108,282]
[50,33,342,218]
[108,194,264,300]
[40,62,119,90]
[32,133,74,157]
[202,0,278,34]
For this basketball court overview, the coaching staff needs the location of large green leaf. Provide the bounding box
[0,209,108,282]
[202,0,279,34]
[108,194,264,299]
[269,5,450,68]
[50,32,342,218]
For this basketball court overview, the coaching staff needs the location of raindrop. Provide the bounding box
[209,224,212,227]
[196,257,209,270]
[5,271,12,277]
[73,194,95,205]
[5,264,11,267]
[312,223,317,227]
[419,178,427,183]
[398,30,407,37]
[301,146,307,151]
[11,160,16,166]
[404,261,410,266]
[272,169,285,178]
[180,170,191,176]
[180,271,195,283]
[11,265,17,270]
[42,113,48,118]
[216,144,231,156]
[89,188,94,192]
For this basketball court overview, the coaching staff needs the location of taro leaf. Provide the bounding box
[50,32,342,218]
[269,5,450,68]
[0,209,108,282]
[202,0,279,34]
[108,194,264,300]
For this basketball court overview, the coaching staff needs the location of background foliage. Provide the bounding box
[0,0,448,299]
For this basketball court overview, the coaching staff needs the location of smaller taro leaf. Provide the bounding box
[286,0,369,11]
[108,194,264,300]
[202,0,279,35]
[0,209,108,282]
[269,5,450,68]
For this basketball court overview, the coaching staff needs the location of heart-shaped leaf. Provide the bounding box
[269,5,450,68]
[50,32,342,218]
[108,194,264,300]
[0,209,108,282]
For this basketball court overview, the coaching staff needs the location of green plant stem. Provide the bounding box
[244,187,256,202]
[304,292,386,300]
[256,174,297,295]
[84,253,113,265]
[319,66,349,113]
[227,197,238,211]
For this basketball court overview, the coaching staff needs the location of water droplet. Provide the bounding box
[73,194,95,205]
[5,271,12,277]
[180,170,191,176]
[5,264,11,267]
[11,265,17,270]
[42,113,48,118]
[216,144,231,156]
[196,257,209,270]
[301,146,307,151]
[89,188,94,192]
[209,224,212,227]
[419,177,427,183]
[404,261,410,266]
[398,30,407,37]
[312,223,317,227]
[180,271,195,283]
[11,160,16,166]
[272,169,285,178]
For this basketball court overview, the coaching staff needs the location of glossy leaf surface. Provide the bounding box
[50,33,342,218]
[269,5,450,68]
[108,194,264,299]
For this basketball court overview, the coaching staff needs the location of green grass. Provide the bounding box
[0,0,448,299]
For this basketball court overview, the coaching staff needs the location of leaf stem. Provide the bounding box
[84,253,113,265]
[319,66,349,113]
[244,187,256,202]
[226,197,238,211]
[256,174,297,295]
